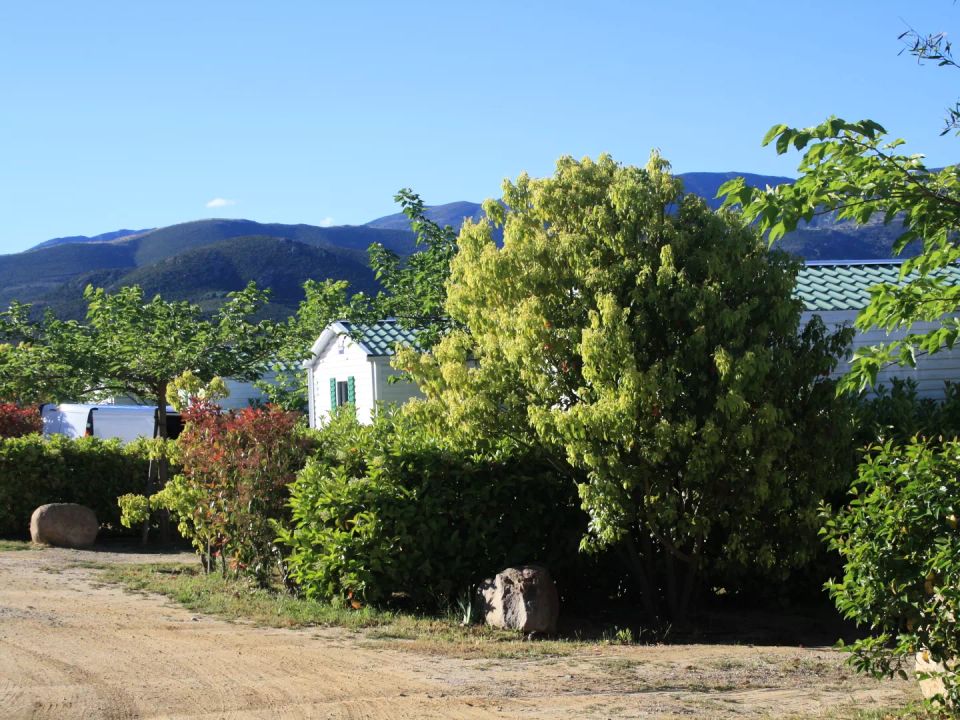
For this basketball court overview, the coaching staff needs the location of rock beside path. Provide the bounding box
[916,650,955,707]
[30,503,98,548]
[480,565,559,634]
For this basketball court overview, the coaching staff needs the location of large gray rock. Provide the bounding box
[479,565,559,634]
[916,650,955,707]
[30,503,98,548]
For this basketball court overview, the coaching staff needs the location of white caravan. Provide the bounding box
[40,403,181,444]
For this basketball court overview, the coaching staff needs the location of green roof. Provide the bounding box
[338,264,957,340]
[337,319,424,357]
[796,261,960,312]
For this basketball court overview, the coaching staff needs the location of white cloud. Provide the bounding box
[205,197,236,209]
[318,217,335,227]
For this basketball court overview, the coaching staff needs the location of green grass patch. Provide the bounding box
[101,563,392,630]
[844,705,944,720]
[0,539,35,551]
[98,563,579,658]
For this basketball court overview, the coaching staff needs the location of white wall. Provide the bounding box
[805,310,960,398]
[310,336,375,426]
[220,374,272,410]
[371,357,423,411]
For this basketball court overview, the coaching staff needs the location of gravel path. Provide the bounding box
[0,544,917,719]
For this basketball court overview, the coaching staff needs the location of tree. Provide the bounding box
[0,283,278,423]
[719,118,960,392]
[361,188,460,347]
[822,439,960,707]
[719,16,960,393]
[398,153,854,620]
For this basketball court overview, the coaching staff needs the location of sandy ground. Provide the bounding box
[0,545,917,720]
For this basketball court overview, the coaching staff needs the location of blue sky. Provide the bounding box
[0,1,956,253]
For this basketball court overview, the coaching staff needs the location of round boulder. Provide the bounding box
[30,503,98,548]
[479,564,559,634]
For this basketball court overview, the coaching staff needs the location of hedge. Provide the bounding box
[0,403,41,438]
[0,434,149,537]
[281,410,588,610]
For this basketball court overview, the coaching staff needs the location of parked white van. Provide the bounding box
[40,404,182,444]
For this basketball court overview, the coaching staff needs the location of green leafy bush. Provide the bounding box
[823,438,960,705]
[123,402,314,584]
[0,403,41,438]
[280,409,586,610]
[0,434,149,536]
[856,379,960,445]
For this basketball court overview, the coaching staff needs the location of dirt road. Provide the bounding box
[0,546,916,719]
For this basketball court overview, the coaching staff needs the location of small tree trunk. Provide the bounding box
[664,550,679,621]
[622,536,660,620]
[678,558,698,622]
[155,385,171,544]
[140,458,154,546]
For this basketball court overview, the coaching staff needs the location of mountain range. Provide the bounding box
[0,172,913,320]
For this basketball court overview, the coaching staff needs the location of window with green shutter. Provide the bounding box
[331,378,354,410]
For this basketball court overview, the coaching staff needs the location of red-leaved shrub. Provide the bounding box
[176,401,312,584]
[0,403,42,438]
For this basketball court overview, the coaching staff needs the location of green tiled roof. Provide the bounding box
[796,261,960,312]
[337,319,424,357]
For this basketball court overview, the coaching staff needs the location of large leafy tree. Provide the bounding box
[0,282,278,430]
[398,153,854,620]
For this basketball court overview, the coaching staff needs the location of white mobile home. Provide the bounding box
[40,403,182,444]
[798,260,960,398]
[304,319,423,427]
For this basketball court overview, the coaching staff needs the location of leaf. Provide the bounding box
[762,123,789,146]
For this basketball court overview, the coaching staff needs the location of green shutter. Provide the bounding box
[329,378,337,408]
[347,376,356,403]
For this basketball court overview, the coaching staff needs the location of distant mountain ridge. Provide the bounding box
[29,228,153,251]
[3,171,915,319]
[365,200,488,232]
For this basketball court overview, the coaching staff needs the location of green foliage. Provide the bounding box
[0,282,279,414]
[280,409,585,609]
[0,435,149,536]
[117,492,151,528]
[360,188,460,347]
[855,379,960,445]
[166,371,228,411]
[719,117,960,394]
[823,439,960,706]
[140,402,314,584]
[257,279,351,411]
[399,153,855,620]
